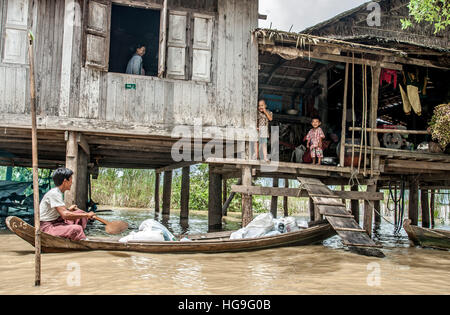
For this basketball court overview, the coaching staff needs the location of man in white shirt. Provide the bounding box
[40,168,95,240]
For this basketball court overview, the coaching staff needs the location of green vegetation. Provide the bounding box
[429,103,450,150]
[401,0,450,34]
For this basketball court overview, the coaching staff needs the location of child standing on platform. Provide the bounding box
[306,116,325,165]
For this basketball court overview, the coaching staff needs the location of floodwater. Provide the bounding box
[0,208,449,295]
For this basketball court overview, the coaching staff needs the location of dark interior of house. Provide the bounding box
[109,4,161,76]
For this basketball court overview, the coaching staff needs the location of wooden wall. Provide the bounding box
[0,0,258,138]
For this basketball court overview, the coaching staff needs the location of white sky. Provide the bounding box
[258,0,370,32]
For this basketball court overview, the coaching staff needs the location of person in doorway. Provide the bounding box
[253,99,273,162]
[39,168,95,241]
[126,44,146,75]
[306,116,325,165]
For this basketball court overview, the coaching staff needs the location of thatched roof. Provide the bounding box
[301,0,450,52]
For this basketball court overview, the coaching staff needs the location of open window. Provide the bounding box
[108,4,161,76]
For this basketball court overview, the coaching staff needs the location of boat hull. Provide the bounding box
[403,219,450,250]
[6,216,336,254]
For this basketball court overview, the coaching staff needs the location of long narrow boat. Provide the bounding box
[6,216,335,254]
[403,219,450,250]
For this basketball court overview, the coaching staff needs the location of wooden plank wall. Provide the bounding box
[0,0,258,137]
[0,0,64,116]
[76,0,258,133]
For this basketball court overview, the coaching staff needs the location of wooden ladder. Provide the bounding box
[298,177,383,251]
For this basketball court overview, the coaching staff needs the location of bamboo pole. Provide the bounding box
[28,31,41,286]
[339,63,349,168]
[349,127,430,135]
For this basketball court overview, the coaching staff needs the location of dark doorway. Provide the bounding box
[109,4,161,76]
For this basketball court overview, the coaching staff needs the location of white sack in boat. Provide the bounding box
[139,219,177,241]
[119,230,165,243]
[230,213,275,239]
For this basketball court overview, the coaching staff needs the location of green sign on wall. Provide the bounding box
[125,83,136,90]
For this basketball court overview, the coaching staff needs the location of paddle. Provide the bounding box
[93,215,129,235]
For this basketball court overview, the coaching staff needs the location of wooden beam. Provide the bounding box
[162,171,172,216]
[364,183,377,237]
[408,178,419,226]
[154,172,160,213]
[340,63,349,167]
[351,185,360,224]
[241,166,253,227]
[156,161,198,174]
[420,189,430,228]
[270,178,279,218]
[283,178,289,217]
[385,160,450,171]
[231,185,384,200]
[65,131,78,207]
[180,166,190,220]
[208,171,222,232]
[76,133,90,156]
[260,45,403,70]
[349,127,430,135]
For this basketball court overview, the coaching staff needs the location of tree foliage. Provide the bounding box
[401,0,450,34]
[429,103,450,149]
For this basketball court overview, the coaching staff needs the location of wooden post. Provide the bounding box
[241,165,253,227]
[5,166,12,180]
[374,184,381,225]
[408,178,419,226]
[420,189,430,228]
[222,178,227,213]
[370,66,381,176]
[364,183,377,237]
[65,131,78,206]
[270,178,279,218]
[430,190,435,228]
[339,63,350,167]
[28,31,41,287]
[351,184,360,224]
[180,166,190,221]
[309,197,315,221]
[208,168,222,232]
[283,178,289,217]
[154,172,160,213]
[162,171,172,216]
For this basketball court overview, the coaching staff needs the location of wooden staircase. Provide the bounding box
[297,177,384,257]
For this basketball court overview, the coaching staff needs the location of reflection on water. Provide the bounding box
[1,209,449,295]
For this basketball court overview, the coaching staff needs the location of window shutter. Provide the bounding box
[166,11,187,79]
[2,0,29,64]
[84,0,111,71]
[192,14,213,82]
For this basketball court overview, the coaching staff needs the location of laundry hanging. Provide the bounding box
[380,69,398,88]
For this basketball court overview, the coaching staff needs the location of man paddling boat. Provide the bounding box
[39,168,95,240]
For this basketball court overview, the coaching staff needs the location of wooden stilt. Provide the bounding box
[339,63,349,168]
[154,172,160,213]
[65,131,78,206]
[270,178,279,218]
[162,170,172,216]
[283,178,289,217]
[430,190,435,228]
[309,197,315,221]
[208,168,222,232]
[408,178,419,226]
[222,178,227,212]
[351,184,360,224]
[374,184,381,225]
[420,189,430,228]
[180,166,190,221]
[364,183,377,237]
[241,165,253,227]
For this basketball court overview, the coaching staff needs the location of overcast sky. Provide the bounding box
[259,0,370,32]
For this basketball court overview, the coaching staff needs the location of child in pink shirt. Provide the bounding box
[306,116,325,165]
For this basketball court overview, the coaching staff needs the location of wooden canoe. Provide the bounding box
[5,216,336,254]
[403,219,450,250]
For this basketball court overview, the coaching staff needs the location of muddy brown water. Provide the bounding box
[1,209,449,295]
